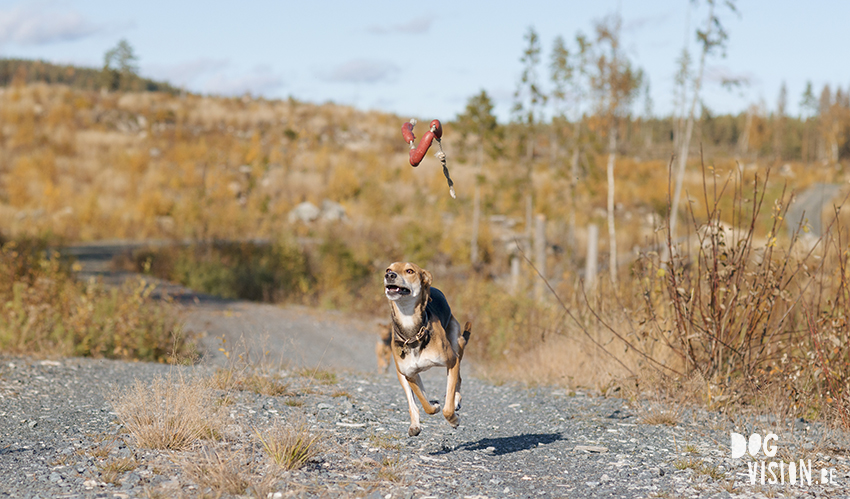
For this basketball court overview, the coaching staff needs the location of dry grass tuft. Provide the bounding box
[254,418,321,470]
[179,447,251,496]
[298,368,337,386]
[213,367,293,396]
[376,453,407,483]
[98,457,138,485]
[84,443,113,459]
[114,375,224,450]
[673,457,725,480]
[368,433,401,451]
[638,405,680,426]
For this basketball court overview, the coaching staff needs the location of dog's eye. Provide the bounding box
[405,269,414,274]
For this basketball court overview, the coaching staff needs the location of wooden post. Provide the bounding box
[585,224,598,291]
[510,254,521,295]
[534,214,546,300]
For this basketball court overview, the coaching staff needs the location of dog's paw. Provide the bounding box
[424,401,441,415]
[443,411,459,428]
[408,425,421,437]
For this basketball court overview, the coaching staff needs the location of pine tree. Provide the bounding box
[102,39,139,91]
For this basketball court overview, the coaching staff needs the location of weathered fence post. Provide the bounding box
[585,224,598,291]
[534,214,546,300]
[510,254,521,295]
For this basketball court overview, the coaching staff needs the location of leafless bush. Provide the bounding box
[632,157,850,425]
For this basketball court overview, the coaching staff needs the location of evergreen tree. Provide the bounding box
[102,39,140,91]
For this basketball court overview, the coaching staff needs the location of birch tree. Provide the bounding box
[800,81,817,162]
[819,85,843,164]
[669,0,737,242]
[550,33,592,251]
[591,14,642,285]
[512,27,547,241]
[773,82,787,160]
[456,91,500,267]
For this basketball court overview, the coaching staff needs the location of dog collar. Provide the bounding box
[393,309,432,357]
[402,325,429,347]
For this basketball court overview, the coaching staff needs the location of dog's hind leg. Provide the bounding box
[457,322,472,360]
[396,370,421,436]
[407,374,441,415]
[453,322,471,412]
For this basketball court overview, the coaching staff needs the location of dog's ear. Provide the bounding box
[419,268,432,288]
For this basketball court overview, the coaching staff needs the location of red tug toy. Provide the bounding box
[401,118,455,199]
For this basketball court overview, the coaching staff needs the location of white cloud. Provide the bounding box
[143,60,284,97]
[0,4,100,45]
[624,12,671,34]
[368,15,433,35]
[705,65,756,88]
[143,58,229,87]
[323,59,398,84]
[203,66,284,96]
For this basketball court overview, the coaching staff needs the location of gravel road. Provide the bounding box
[2,247,850,497]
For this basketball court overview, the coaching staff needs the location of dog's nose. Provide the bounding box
[385,270,397,280]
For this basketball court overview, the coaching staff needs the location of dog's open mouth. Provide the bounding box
[385,284,411,297]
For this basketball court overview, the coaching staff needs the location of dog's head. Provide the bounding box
[384,262,432,304]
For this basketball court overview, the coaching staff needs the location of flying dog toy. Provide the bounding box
[401,118,456,199]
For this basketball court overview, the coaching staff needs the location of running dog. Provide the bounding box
[383,262,471,436]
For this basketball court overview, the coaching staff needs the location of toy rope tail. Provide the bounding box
[401,118,456,199]
[435,138,455,199]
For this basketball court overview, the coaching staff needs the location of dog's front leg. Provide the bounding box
[407,374,440,415]
[442,359,461,428]
[395,370,421,436]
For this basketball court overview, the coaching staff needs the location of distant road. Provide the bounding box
[59,239,384,372]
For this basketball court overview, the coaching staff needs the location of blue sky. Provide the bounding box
[0,1,848,122]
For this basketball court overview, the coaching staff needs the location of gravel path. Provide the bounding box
[2,308,850,498]
[2,247,850,497]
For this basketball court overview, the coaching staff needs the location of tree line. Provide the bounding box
[452,1,850,281]
[0,40,177,94]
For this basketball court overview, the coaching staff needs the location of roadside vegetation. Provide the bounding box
[0,234,192,362]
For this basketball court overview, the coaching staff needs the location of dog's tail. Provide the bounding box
[458,321,472,359]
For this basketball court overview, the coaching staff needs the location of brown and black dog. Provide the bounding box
[383,262,471,436]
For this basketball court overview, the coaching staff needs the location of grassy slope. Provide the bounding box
[4,83,850,419]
